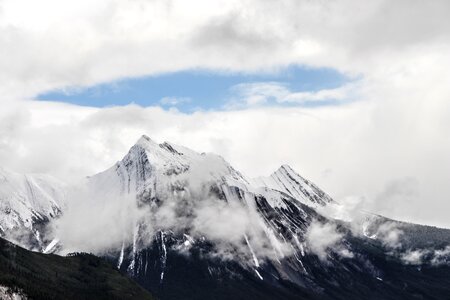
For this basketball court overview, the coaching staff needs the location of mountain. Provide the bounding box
[0,168,65,251]
[82,135,450,300]
[1,135,450,299]
[0,236,154,300]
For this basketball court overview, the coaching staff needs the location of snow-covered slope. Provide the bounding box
[88,135,248,199]
[0,168,65,250]
[249,164,334,207]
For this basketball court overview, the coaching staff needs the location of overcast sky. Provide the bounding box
[1,0,450,227]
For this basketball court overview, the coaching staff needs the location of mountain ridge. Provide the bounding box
[1,135,450,299]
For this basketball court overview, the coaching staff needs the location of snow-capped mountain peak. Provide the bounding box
[134,135,243,181]
[88,135,247,199]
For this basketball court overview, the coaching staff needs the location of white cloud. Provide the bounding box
[54,186,143,254]
[401,249,427,265]
[431,246,450,266]
[159,96,191,106]
[376,222,404,249]
[400,246,450,266]
[227,82,357,108]
[305,220,352,261]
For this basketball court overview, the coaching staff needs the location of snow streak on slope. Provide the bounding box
[0,168,65,250]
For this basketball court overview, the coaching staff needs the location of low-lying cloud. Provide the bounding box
[305,220,353,261]
[52,168,292,265]
[375,222,404,249]
[431,246,450,266]
[400,246,450,266]
[53,185,144,254]
[401,249,427,265]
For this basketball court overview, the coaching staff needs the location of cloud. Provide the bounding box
[53,185,143,254]
[401,249,428,265]
[227,82,356,108]
[399,246,450,266]
[431,246,450,266]
[317,196,366,224]
[159,96,191,106]
[375,178,420,209]
[375,222,404,249]
[1,0,450,100]
[305,220,352,261]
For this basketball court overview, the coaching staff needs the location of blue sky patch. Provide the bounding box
[37,66,350,112]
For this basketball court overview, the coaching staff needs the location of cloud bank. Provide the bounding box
[1,0,450,99]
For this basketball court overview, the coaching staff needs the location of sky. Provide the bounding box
[1,0,450,227]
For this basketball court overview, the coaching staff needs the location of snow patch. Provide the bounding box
[43,238,59,254]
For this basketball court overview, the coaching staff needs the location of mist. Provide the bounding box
[51,167,292,265]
